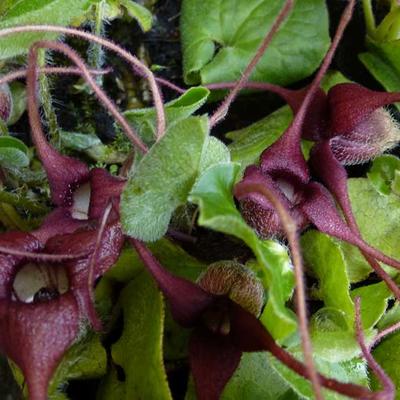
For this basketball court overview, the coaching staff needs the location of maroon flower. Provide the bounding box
[0,41,127,399]
[131,239,381,400]
[235,0,400,297]
[0,212,123,400]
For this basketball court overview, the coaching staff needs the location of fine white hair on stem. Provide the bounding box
[354,297,395,400]
[209,0,294,128]
[234,180,323,400]
[27,40,148,153]
[0,24,166,139]
[0,66,111,86]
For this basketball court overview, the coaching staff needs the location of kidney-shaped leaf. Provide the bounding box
[181,0,329,85]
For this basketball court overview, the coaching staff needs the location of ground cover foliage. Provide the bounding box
[1,0,400,399]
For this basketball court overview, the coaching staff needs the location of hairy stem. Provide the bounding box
[28,40,148,153]
[38,50,60,146]
[209,0,294,127]
[355,297,395,400]
[0,66,110,86]
[234,181,323,400]
[0,25,166,138]
[89,0,106,86]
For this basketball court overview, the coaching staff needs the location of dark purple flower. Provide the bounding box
[0,52,127,399]
[131,239,380,400]
[0,212,123,400]
[234,0,400,295]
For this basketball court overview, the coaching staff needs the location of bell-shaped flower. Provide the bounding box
[0,210,124,400]
[131,239,382,400]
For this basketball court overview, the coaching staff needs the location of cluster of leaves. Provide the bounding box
[2,0,400,400]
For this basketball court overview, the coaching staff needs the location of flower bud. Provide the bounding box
[235,166,308,239]
[197,261,265,317]
[0,83,12,123]
[330,107,400,165]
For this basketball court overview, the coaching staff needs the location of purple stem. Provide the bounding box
[209,0,294,127]
[354,297,395,400]
[0,66,111,86]
[234,180,323,400]
[28,40,148,153]
[0,25,166,139]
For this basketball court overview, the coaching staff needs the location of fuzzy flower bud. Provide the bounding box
[197,261,265,317]
[330,107,400,165]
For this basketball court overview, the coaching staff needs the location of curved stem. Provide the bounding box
[370,320,400,349]
[0,25,166,139]
[355,297,395,400]
[0,245,89,261]
[235,181,323,400]
[0,66,111,86]
[28,40,148,153]
[209,0,294,127]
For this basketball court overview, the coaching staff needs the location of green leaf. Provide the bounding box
[0,0,92,60]
[189,162,296,341]
[121,116,210,241]
[124,87,209,144]
[359,41,400,111]
[270,354,369,400]
[227,106,292,172]
[199,136,230,172]
[225,71,350,171]
[119,0,152,31]
[181,0,329,85]
[8,82,26,126]
[185,352,296,400]
[371,332,400,398]
[301,231,354,326]
[339,177,400,282]
[351,282,392,330]
[221,353,294,400]
[104,271,172,400]
[60,131,102,151]
[105,238,206,284]
[0,136,29,168]
[367,154,400,196]
[49,332,107,399]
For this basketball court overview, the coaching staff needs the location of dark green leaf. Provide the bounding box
[105,238,206,284]
[367,155,400,196]
[102,271,172,400]
[60,131,102,151]
[49,332,107,400]
[359,41,400,111]
[119,0,152,31]
[0,136,29,168]
[8,82,26,126]
[181,0,329,85]
[371,332,400,398]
